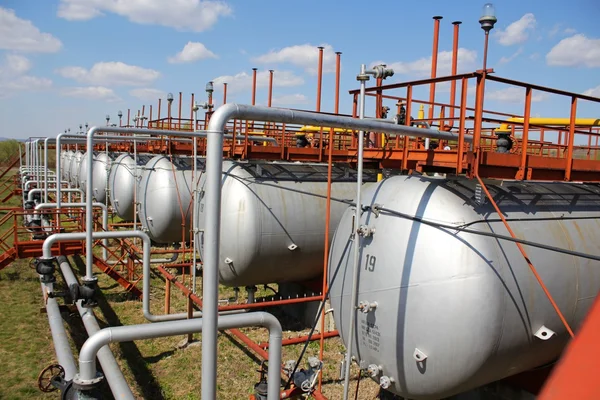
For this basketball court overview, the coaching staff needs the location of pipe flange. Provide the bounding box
[72,372,104,388]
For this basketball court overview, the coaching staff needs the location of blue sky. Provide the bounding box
[0,0,599,139]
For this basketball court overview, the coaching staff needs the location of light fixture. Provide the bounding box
[479,3,497,33]
[205,81,214,95]
[167,92,174,103]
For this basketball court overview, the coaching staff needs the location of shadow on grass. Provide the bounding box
[72,254,166,400]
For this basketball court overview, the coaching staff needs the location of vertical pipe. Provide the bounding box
[428,16,443,125]
[178,92,183,130]
[149,105,153,128]
[342,64,367,400]
[251,68,258,106]
[44,138,49,204]
[318,50,341,391]
[202,113,225,400]
[165,279,171,314]
[223,83,228,105]
[565,96,578,181]
[157,100,162,129]
[457,78,468,173]
[268,70,274,108]
[127,109,131,128]
[445,21,462,130]
[191,93,195,131]
[520,87,532,174]
[316,46,324,112]
[187,294,194,343]
[402,86,412,170]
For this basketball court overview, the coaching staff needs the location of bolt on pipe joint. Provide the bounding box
[72,372,104,398]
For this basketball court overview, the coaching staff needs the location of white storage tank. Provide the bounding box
[79,152,114,204]
[328,175,600,399]
[69,151,83,187]
[196,161,377,287]
[108,153,153,221]
[63,150,74,182]
[137,155,203,244]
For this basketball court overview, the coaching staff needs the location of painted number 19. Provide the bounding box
[364,254,376,272]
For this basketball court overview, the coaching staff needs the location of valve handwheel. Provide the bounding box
[37,363,64,392]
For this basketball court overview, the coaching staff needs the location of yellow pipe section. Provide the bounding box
[497,117,600,132]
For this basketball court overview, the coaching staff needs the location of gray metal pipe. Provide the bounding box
[56,256,135,400]
[43,231,186,322]
[37,202,108,261]
[76,312,282,400]
[28,188,84,202]
[343,65,368,400]
[40,282,78,381]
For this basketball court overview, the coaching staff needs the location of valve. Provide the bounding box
[370,64,395,80]
[358,300,378,314]
[380,375,394,390]
[69,277,98,308]
[367,364,382,378]
[35,256,56,283]
[38,363,64,393]
[253,361,269,400]
[292,356,323,393]
[357,225,375,237]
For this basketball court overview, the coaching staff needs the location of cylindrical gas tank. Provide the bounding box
[196,160,377,287]
[78,152,90,192]
[138,155,202,244]
[63,150,74,181]
[108,153,153,221]
[328,176,600,399]
[59,151,67,180]
[69,151,83,187]
[90,152,113,204]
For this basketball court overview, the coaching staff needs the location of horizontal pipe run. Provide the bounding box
[57,256,135,400]
[41,282,78,381]
[36,202,108,261]
[27,188,84,202]
[43,231,189,323]
[76,312,282,400]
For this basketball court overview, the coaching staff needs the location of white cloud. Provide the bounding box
[486,87,547,103]
[0,7,62,53]
[564,28,577,35]
[253,44,337,75]
[0,54,52,98]
[373,48,477,78]
[61,86,121,102]
[546,34,600,67]
[271,93,309,106]
[57,0,232,32]
[212,70,304,94]
[56,61,160,86]
[168,41,217,64]
[129,88,167,102]
[583,85,600,98]
[495,13,536,46]
[498,47,524,64]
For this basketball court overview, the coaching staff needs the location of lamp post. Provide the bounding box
[118,110,123,127]
[479,3,497,71]
[105,114,110,126]
[167,92,174,129]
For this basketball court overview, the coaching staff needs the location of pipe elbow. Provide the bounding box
[207,103,241,133]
